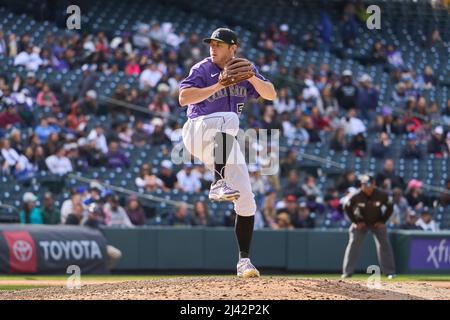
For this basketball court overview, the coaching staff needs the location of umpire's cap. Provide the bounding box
[359,174,375,186]
[203,28,238,45]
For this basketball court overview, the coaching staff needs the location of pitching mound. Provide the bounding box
[0,277,448,300]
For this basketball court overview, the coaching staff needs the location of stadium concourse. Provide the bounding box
[0,0,449,232]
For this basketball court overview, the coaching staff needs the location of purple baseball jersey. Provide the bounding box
[179,57,268,119]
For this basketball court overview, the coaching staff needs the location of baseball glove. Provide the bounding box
[219,58,254,87]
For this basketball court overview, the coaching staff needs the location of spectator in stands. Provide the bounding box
[386,44,404,72]
[19,192,42,224]
[9,129,23,153]
[65,203,86,225]
[125,195,146,226]
[104,194,134,227]
[283,170,305,199]
[249,164,265,197]
[0,138,20,173]
[301,175,323,202]
[280,149,299,177]
[36,83,57,108]
[149,117,171,145]
[375,159,404,191]
[401,211,420,230]
[311,105,331,131]
[415,207,439,232]
[135,163,164,192]
[405,179,429,211]
[390,188,410,227]
[124,55,141,76]
[324,188,344,222]
[260,105,282,138]
[106,141,129,168]
[348,132,367,157]
[356,74,378,121]
[370,132,391,159]
[340,109,366,136]
[176,163,201,193]
[293,202,315,229]
[75,90,98,115]
[45,144,73,175]
[43,132,60,157]
[427,126,446,157]
[341,12,357,48]
[443,99,450,127]
[0,105,22,130]
[40,192,60,225]
[148,84,171,116]
[365,40,387,65]
[329,127,347,151]
[14,45,42,71]
[192,201,211,227]
[336,170,358,193]
[274,211,294,230]
[116,123,133,150]
[87,125,108,154]
[158,160,179,191]
[318,11,333,51]
[35,118,60,144]
[273,88,295,114]
[276,194,299,220]
[402,133,423,159]
[301,31,317,51]
[131,119,151,147]
[139,63,163,90]
[262,189,277,229]
[425,28,444,49]
[168,203,192,227]
[438,178,450,207]
[417,66,436,89]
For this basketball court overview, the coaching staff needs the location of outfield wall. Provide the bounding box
[103,228,450,274]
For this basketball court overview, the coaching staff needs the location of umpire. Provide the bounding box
[342,174,396,279]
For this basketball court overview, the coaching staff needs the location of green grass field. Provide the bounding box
[0,274,449,291]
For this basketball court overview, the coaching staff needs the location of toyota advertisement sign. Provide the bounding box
[0,225,109,274]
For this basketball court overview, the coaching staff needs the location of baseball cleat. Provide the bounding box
[237,258,260,278]
[209,179,240,202]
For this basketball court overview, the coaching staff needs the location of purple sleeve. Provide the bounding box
[247,64,268,99]
[179,64,206,90]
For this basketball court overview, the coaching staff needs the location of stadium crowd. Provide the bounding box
[0,1,449,231]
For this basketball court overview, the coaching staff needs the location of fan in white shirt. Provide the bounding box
[415,208,439,232]
[139,63,162,89]
[45,146,73,175]
[1,139,20,168]
[87,126,108,154]
[176,164,201,193]
[340,109,367,136]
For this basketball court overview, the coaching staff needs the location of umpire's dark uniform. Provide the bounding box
[342,176,396,277]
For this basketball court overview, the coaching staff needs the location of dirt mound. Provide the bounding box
[0,277,448,300]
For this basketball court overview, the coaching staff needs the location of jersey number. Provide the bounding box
[237,103,244,115]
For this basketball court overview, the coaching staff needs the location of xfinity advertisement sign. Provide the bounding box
[409,238,450,271]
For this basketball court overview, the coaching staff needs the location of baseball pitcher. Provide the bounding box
[178,28,276,278]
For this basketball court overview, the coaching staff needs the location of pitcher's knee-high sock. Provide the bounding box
[214,132,234,181]
[235,215,254,259]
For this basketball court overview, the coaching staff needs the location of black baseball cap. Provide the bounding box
[203,28,238,45]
